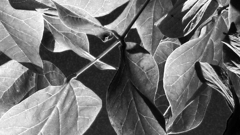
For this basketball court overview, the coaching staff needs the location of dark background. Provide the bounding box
[1,2,232,135]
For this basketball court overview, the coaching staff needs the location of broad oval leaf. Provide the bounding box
[107,44,166,135]
[0,0,44,69]
[0,79,102,135]
[43,15,115,70]
[53,1,113,42]
[156,0,218,38]
[0,60,65,118]
[135,0,172,54]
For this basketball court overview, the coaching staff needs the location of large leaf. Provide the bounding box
[53,1,113,42]
[44,15,115,70]
[0,0,44,69]
[107,43,166,135]
[163,19,217,133]
[153,41,179,114]
[134,0,172,54]
[155,0,218,38]
[0,60,65,118]
[0,79,102,135]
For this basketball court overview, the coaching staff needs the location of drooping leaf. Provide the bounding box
[0,60,65,118]
[0,0,44,70]
[155,0,218,38]
[53,1,113,42]
[107,43,166,135]
[134,0,172,54]
[0,79,102,135]
[163,19,216,133]
[195,62,234,109]
[153,41,179,114]
[43,15,115,70]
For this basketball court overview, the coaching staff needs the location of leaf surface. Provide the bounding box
[156,0,218,38]
[53,1,113,42]
[0,79,102,135]
[44,15,115,70]
[135,0,172,54]
[0,0,44,69]
[8,0,54,10]
[107,43,166,135]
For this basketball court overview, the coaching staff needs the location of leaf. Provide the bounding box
[134,0,172,54]
[107,43,166,135]
[163,19,216,133]
[0,79,102,135]
[0,60,65,118]
[218,0,229,6]
[0,0,44,69]
[195,62,234,109]
[155,0,218,38]
[53,1,113,42]
[229,0,240,29]
[153,41,179,113]
[44,15,115,70]
[8,0,54,10]
[230,0,240,13]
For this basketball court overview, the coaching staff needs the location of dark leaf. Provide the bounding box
[229,0,240,30]
[8,0,54,10]
[53,1,113,42]
[107,43,166,135]
[155,0,218,38]
[230,0,240,13]
[0,79,102,135]
[0,0,44,69]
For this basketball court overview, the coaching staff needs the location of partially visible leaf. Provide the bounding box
[44,15,115,70]
[107,44,166,135]
[229,0,240,29]
[53,1,113,42]
[8,0,54,10]
[195,62,234,109]
[153,41,179,113]
[221,10,229,26]
[0,0,44,69]
[218,0,229,6]
[230,0,240,13]
[155,0,218,38]
[0,79,102,135]
[134,0,172,54]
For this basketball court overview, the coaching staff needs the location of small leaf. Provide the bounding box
[134,0,172,54]
[0,79,102,135]
[0,0,44,69]
[44,15,115,70]
[156,0,218,38]
[107,44,166,135]
[53,1,113,42]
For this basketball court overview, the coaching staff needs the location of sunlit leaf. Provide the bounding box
[53,1,113,42]
[107,43,166,135]
[155,0,218,38]
[163,19,216,133]
[153,41,179,114]
[0,60,65,118]
[135,0,172,54]
[0,79,102,135]
[44,15,115,70]
[0,0,44,69]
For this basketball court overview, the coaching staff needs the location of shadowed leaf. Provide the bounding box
[53,1,113,42]
[0,79,102,135]
[0,0,44,69]
[8,0,54,10]
[155,0,218,38]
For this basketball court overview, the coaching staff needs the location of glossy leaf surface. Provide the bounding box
[156,0,218,38]
[44,15,115,70]
[0,0,44,69]
[0,79,102,135]
[107,43,166,135]
[53,1,113,42]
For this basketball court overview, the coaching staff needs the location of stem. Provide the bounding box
[66,0,151,82]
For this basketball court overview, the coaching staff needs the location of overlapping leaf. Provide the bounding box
[0,60,65,118]
[44,15,115,70]
[0,0,44,69]
[155,0,218,38]
[53,1,113,42]
[163,19,217,133]
[107,43,165,135]
[134,0,172,54]
[153,41,179,113]
[0,79,102,135]
[8,0,54,10]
